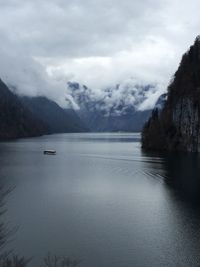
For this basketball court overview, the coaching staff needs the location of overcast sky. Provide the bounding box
[0,0,199,107]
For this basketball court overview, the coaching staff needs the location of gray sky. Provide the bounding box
[0,0,199,108]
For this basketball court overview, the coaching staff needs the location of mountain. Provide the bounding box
[67,81,155,132]
[0,79,47,139]
[21,96,88,133]
[142,37,200,152]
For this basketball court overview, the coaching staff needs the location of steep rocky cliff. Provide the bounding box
[142,37,200,152]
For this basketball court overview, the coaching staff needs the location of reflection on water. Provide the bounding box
[143,149,200,206]
[0,184,11,251]
[165,153,200,205]
[0,133,200,266]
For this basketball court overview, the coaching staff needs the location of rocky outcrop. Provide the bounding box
[142,37,200,152]
[172,98,200,151]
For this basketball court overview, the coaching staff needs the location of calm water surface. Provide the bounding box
[1,133,200,266]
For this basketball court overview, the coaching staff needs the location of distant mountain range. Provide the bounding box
[0,75,162,139]
[66,80,156,132]
[0,79,87,140]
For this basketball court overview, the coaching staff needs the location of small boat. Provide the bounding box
[43,150,56,155]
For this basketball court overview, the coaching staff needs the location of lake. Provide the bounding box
[1,133,200,266]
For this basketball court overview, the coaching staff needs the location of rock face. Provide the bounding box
[142,37,200,152]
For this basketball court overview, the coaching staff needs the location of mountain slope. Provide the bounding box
[21,96,88,133]
[142,37,200,152]
[0,79,47,139]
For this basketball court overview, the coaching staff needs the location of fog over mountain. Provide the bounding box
[66,79,160,114]
[1,0,200,108]
[66,80,155,132]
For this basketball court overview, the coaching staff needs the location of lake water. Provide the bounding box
[1,133,200,266]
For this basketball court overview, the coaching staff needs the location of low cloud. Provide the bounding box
[0,0,200,109]
[67,79,163,116]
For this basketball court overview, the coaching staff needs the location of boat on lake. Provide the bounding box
[43,150,56,155]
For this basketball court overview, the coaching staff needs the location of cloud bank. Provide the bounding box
[0,0,200,108]
[67,79,162,114]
